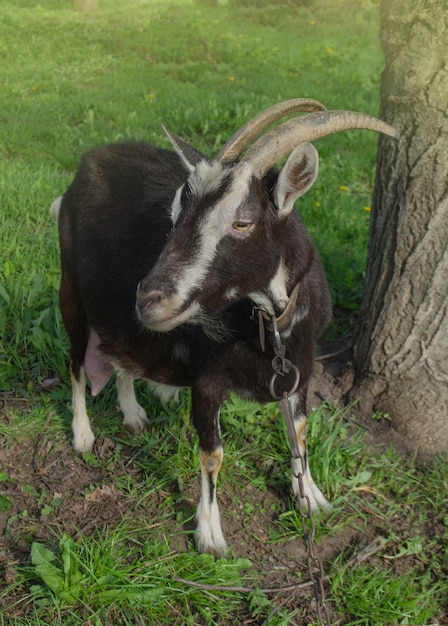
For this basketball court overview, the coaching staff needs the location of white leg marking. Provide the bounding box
[116,372,149,434]
[291,412,329,510]
[71,366,95,453]
[147,380,183,403]
[195,447,227,557]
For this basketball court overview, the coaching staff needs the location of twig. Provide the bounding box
[42,446,72,472]
[315,345,351,361]
[172,577,314,595]
[261,592,295,626]
[345,535,387,569]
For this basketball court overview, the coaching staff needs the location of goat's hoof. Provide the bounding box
[293,483,330,511]
[122,406,149,434]
[72,429,95,453]
[194,530,228,558]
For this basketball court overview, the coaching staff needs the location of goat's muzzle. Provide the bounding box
[135,282,200,332]
[136,284,164,321]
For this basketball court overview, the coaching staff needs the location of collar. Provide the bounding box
[253,280,308,351]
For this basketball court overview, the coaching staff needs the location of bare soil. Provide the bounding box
[0,346,446,625]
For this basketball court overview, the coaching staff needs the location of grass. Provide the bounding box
[22,531,254,624]
[1,0,447,624]
[1,398,447,624]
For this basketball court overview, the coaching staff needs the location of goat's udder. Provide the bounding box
[85,328,114,396]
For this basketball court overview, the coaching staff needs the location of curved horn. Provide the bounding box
[216,98,327,163]
[241,110,398,177]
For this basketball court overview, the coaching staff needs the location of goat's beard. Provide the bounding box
[190,311,233,343]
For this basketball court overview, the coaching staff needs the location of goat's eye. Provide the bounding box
[232,222,252,232]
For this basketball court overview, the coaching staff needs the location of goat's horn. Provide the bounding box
[216,98,327,163]
[241,110,398,177]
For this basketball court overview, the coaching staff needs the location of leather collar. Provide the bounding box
[253,280,309,351]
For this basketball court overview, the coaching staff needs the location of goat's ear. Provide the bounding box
[274,142,319,217]
[162,124,210,173]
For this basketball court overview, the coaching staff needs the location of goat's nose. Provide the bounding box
[137,289,164,313]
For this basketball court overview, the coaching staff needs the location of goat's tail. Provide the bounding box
[49,195,63,222]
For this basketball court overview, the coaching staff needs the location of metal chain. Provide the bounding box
[268,314,332,626]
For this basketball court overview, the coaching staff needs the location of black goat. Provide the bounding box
[52,99,395,556]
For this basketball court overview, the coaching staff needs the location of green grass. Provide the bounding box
[1,1,447,624]
[21,531,254,624]
[1,398,447,624]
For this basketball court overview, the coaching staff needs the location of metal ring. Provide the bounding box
[271,355,287,375]
[269,364,300,400]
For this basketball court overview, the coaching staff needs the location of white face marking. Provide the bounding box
[172,161,226,224]
[173,161,254,306]
[269,258,289,308]
[189,160,224,196]
[248,258,288,315]
[142,300,202,332]
[141,161,256,331]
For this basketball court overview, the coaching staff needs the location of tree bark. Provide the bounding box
[352,0,448,456]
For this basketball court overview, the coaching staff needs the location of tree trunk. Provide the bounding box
[352,0,448,457]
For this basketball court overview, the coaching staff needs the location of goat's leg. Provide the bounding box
[116,371,149,433]
[58,240,95,453]
[195,445,227,557]
[192,388,227,557]
[289,393,329,510]
[71,365,95,453]
[59,271,94,452]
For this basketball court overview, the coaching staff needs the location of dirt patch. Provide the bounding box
[0,432,350,624]
[0,351,445,625]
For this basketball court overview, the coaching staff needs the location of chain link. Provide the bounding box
[267,315,332,626]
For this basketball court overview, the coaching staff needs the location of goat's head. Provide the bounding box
[136,99,396,332]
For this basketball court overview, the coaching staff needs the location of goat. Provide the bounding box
[52,99,396,556]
